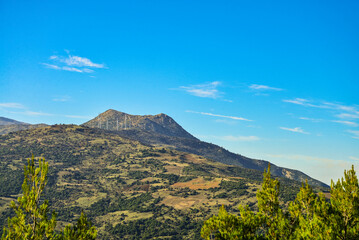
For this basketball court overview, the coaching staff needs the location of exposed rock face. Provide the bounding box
[82,109,197,140]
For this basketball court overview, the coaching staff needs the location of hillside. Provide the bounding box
[0,123,48,135]
[82,110,327,188]
[0,117,26,125]
[0,125,326,239]
[0,117,47,135]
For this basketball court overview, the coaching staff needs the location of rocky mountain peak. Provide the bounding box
[82,109,197,140]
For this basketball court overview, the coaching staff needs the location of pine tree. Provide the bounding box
[1,156,57,239]
[288,180,332,239]
[201,164,359,240]
[1,155,97,240]
[61,211,97,240]
[256,165,291,239]
[330,165,359,239]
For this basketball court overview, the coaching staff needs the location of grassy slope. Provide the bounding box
[0,125,327,239]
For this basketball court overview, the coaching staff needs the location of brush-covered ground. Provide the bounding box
[0,125,328,239]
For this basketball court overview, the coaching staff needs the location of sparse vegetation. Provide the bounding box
[0,125,328,238]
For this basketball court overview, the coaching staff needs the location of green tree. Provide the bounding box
[1,155,97,240]
[201,164,359,240]
[1,156,57,239]
[288,181,332,239]
[256,165,291,239]
[201,165,285,240]
[61,211,97,240]
[330,165,359,239]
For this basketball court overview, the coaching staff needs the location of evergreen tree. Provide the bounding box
[1,156,57,239]
[201,164,359,240]
[256,165,291,239]
[1,155,97,240]
[330,165,359,239]
[61,211,97,240]
[288,181,332,239]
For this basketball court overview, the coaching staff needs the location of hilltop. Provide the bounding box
[83,109,197,140]
[82,109,327,188]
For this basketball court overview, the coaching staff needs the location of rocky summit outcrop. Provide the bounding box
[82,109,197,140]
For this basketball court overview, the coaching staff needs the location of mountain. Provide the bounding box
[0,112,327,187]
[0,124,326,239]
[0,117,47,135]
[0,117,26,125]
[83,109,197,140]
[82,110,328,188]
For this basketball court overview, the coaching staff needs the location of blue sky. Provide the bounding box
[1,0,358,184]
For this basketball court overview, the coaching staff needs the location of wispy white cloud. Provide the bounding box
[42,51,107,74]
[283,98,330,109]
[324,102,357,112]
[179,81,221,99]
[283,98,309,105]
[0,103,25,109]
[186,110,252,121]
[337,113,359,119]
[8,110,54,116]
[43,63,85,73]
[62,66,83,72]
[280,127,309,134]
[284,98,359,130]
[0,102,92,120]
[82,68,94,73]
[347,130,359,139]
[42,63,61,70]
[349,156,359,161]
[284,98,359,114]
[0,103,54,117]
[299,117,322,122]
[23,111,54,116]
[332,120,358,127]
[61,55,105,68]
[249,84,283,91]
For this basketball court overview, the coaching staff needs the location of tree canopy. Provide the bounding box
[201,165,359,240]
